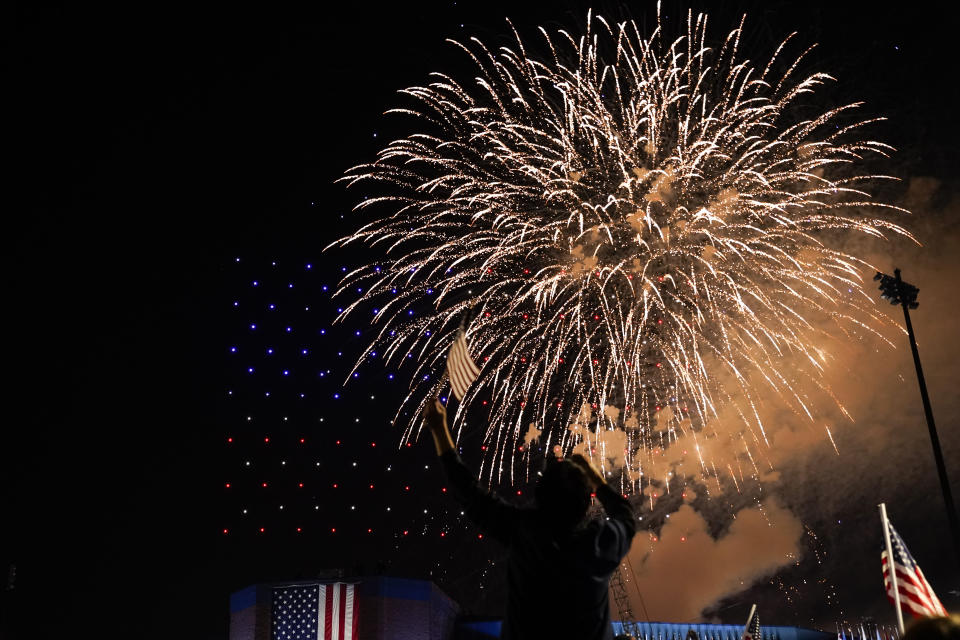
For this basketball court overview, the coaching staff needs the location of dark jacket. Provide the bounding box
[441,451,637,640]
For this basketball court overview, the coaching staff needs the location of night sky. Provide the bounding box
[4,2,959,638]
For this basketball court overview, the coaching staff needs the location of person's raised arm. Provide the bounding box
[422,398,520,542]
[568,453,637,541]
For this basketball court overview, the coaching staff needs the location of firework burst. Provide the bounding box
[332,9,912,493]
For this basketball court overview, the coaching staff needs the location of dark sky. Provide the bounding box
[3,2,958,638]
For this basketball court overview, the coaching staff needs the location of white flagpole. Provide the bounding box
[741,604,756,640]
[879,503,905,635]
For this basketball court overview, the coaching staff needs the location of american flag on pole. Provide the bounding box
[271,582,359,640]
[742,605,760,640]
[446,326,480,402]
[881,520,947,618]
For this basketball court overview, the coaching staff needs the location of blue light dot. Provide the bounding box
[302,349,308,355]
[288,283,294,288]
[322,285,328,292]
[319,372,325,377]
[425,331,431,336]
[373,309,379,315]
[408,310,414,316]
[337,308,343,313]
[355,330,361,336]
[235,257,241,263]
[388,374,394,380]
[265,392,271,397]
[353,373,359,379]
[299,393,306,398]
[334,393,340,399]
[441,396,447,403]
[375,266,381,273]
[250,324,257,330]
[426,289,433,294]
[271,261,277,266]
[391,288,397,294]
[233,301,239,307]
[252,281,259,286]
[230,347,237,353]
[283,370,289,376]
[342,267,347,272]
[423,374,430,380]
[306,264,312,269]
[248,367,255,373]
[267,348,273,355]
[286,327,292,333]
[228,390,233,395]
[357,287,362,293]
[370,352,377,357]
[337,352,343,357]
[320,329,326,335]
[269,304,275,310]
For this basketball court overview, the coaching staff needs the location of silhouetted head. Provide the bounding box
[535,458,592,530]
[903,617,960,640]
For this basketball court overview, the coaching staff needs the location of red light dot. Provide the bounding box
[262,482,268,488]
[681,536,686,542]
[298,483,304,488]
[333,483,338,488]
[300,438,305,443]
[264,437,270,443]
[404,486,410,491]
[441,487,447,493]
[331,528,336,533]
[371,442,376,447]
[481,445,487,451]
[336,440,341,445]
[297,527,302,533]
[368,528,372,533]
[594,315,600,320]
[225,483,231,488]
[403,530,409,536]
[369,484,375,490]
[478,534,483,539]
[260,527,265,533]
[223,528,229,534]
[657,319,663,324]
[440,532,446,537]
[516,490,522,496]
[590,492,597,498]
[227,437,233,443]
[406,442,412,447]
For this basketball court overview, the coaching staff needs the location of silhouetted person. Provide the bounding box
[424,398,637,640]
[902,616,960,640]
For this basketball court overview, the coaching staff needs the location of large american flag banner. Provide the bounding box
[446,326,480,402]
[271,583,358,640]
[881,520,947,618]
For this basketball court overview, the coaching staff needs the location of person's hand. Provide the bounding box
[568,453,605,489]
[423,397,455,455]
[423,397,447,434]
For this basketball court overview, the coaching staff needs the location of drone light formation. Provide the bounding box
[332,9,913,495]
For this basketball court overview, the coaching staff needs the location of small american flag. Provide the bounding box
[271,582,358,640]
[881,520,947,618]
[742,605,760,640]
[446,326,480,401]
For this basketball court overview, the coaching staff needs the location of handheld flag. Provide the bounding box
[742,605,760,640]
[446,326,480,402]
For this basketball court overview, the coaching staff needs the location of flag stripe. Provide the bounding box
[317,585,326,640]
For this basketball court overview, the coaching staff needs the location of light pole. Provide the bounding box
[874,268,960,566]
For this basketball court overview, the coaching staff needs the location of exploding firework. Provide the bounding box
[332,10,912,492]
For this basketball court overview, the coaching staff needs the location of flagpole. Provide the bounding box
[879,503,904,635]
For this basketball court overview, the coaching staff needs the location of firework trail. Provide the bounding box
[331,9,913,494]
